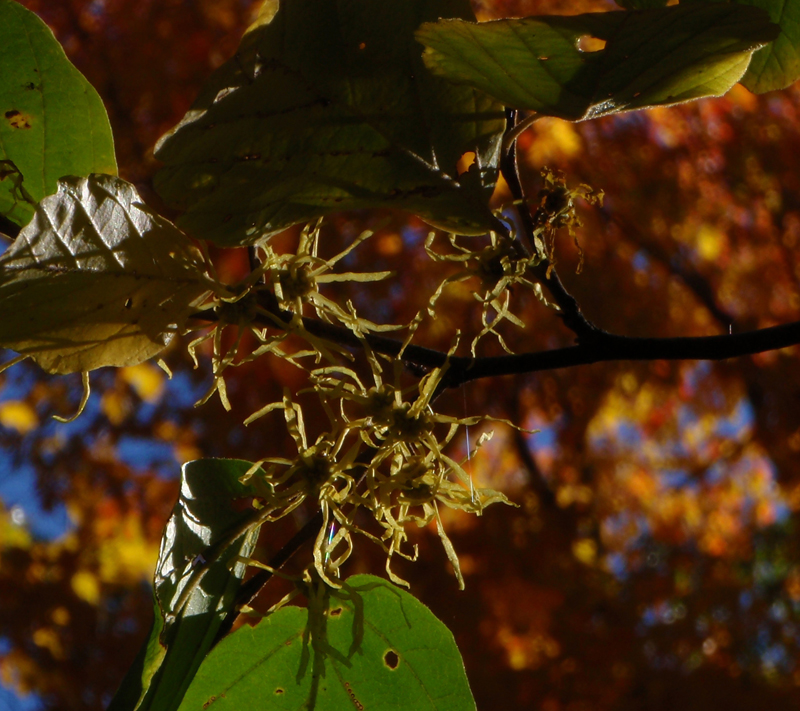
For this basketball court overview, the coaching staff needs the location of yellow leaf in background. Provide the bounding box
[100,390,131,426]
[174,442,202,465]
[527,118,583,164]
[727,82,758,111]
[51,607,70,626]
[376,232,403,257]
[71,570,100,605]
[120,363,165,403]
[572,538,597,565]
[0,400,38,434]
[696,224,725,261]
[97,514,159,585]
[556,484,593,508]
[32,627,64,660]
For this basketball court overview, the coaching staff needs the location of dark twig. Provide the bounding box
[193,298,800,386]
[213,509,323,645]
[501,108,601,342]
[450,321,800,385]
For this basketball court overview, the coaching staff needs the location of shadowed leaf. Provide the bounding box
[154,0,505,245]
[178,574,475,711]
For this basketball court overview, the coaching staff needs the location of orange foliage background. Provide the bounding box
[4,0,800,709]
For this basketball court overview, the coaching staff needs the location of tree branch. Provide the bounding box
[194,294,800,386]
[451,320,800,385]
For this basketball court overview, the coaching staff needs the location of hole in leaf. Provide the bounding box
[330,606,343,617]
[577,36,606,53]
[4,110,32,129]
[383,649,400,669]
[456,151,476,177]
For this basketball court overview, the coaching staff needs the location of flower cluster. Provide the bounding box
[185,222,397,409]
[180,215,579,591]
[244,348,516,589]
[425,229,546,354]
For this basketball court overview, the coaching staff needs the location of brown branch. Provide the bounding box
[214,509,322,645]
[451,321,800,385]
[500,108,601,342]
[193,293,800,386]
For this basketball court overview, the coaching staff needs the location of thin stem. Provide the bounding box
[452,321,800,385]
[214,509,323,644]
[192,302,800,386]
[500,108,600,341]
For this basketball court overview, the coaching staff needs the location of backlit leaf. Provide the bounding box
[154,0,506,245]
[178,574,475,711]
[0,174,210,374]
[732,0,800,92]
[0,0,117,228]
[416,3,778,121]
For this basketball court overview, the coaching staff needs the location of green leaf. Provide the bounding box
[0,174,209,374]
[153,0,506,246]
[0,0,116,228]
[178,574,475,711]
[732,0,800,93]
[416,3,779,121]
[108,459,268,711]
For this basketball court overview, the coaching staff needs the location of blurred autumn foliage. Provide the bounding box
[4,0,800,709]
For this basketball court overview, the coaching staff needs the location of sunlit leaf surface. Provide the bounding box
[154,0,505,245]
[178,574,475,711]
[417,4,778,120]
[0,174,210,374]
[0,0,117,228]
[735,0,800,92]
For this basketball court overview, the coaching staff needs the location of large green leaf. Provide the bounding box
[154,0,505,246]
[416,3,778,121]
[0,0,116,228]
[177,573,475,711]
[108,459,267,711]
[0,175,209,374]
